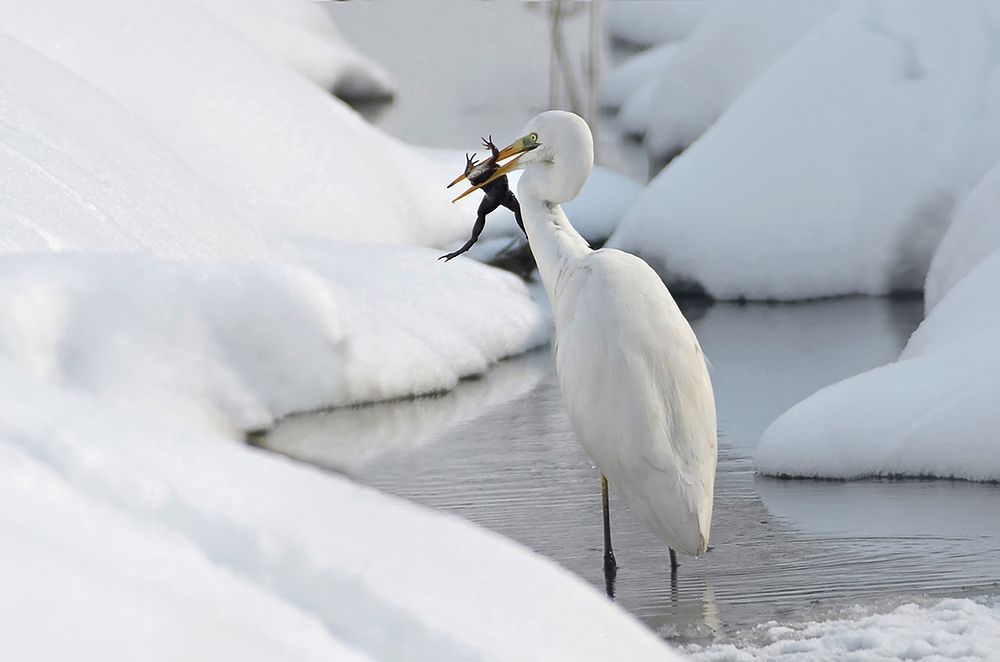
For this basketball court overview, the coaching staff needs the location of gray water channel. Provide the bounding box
[258,298,1000,645]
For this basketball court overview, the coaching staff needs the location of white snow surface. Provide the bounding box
[606,1,713,48]
[925,157,1000,311]
[612,0,1000,300]
[687,598,1000,661]
[200,0,396,101]
[602,44,675,112]
[618,81,659,139]
[0,365,682,662]
[0,0,471,247]
[0,32,269,260]
[757,241,1000,481]
[0,250,547,436]
[640,0,835,163]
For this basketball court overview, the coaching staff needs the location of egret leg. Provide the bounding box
[669,548,679,575]
[601,474,617,572]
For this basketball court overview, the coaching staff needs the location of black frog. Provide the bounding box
[440,136,524,262]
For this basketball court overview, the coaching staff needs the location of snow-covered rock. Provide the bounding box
[200,0,396,101]
[640,0,835,165]
[0,250,547,436]
[606,1,713,48]
[0,0,469,247]
[611,0,997,301]
[756,244,1000,481]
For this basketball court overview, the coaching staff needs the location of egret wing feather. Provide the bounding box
[553,249,717,555]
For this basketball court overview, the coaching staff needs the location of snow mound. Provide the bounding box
[687,598,1000,661]
[618,82,659,139]
[0,366,683,662]
[0,249,547,435]
[757,244,1000,481]
[611,1,995,300]
[0,23,549,416]
[602,44,674,112]
[925,158,1000,311]
[606,1,713,48]
[199,0,395,101]
[641,0,835,165]
[0,0,468,247]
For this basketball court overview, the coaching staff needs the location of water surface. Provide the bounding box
[260,298,1000,644]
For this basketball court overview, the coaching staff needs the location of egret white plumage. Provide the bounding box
[452,111,717,574]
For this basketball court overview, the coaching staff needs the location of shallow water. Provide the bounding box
[259,298,1000,645]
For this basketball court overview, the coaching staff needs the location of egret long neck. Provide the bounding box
[519,193,592,303]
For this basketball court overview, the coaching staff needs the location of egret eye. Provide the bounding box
[529,132,538,143]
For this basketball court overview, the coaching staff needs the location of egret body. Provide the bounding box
[454,111,717,573]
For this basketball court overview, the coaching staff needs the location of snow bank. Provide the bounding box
[757,244,1000,481]
[612,1,996,300]
[606,2,712,48]
[0,249,547,436]
[640,0,835,165]
[0,0,469,247]
[0,366,683,662]
[199,0,395,101]
[687,598,1000,661]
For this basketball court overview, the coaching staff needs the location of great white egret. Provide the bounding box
[452,111,717,575]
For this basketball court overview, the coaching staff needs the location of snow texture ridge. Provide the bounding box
[686,598,1000,661]
[200,0,396,102]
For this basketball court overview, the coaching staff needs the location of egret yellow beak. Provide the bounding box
[450,134,539,203]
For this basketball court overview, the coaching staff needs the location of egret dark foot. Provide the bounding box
[669,548,679,576]
[603,558,617,599]
[603,551,618,598]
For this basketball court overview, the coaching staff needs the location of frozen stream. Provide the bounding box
[257,297,1000,645]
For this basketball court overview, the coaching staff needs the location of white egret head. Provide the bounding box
[451,111,594,205]
[513,111,594,204]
